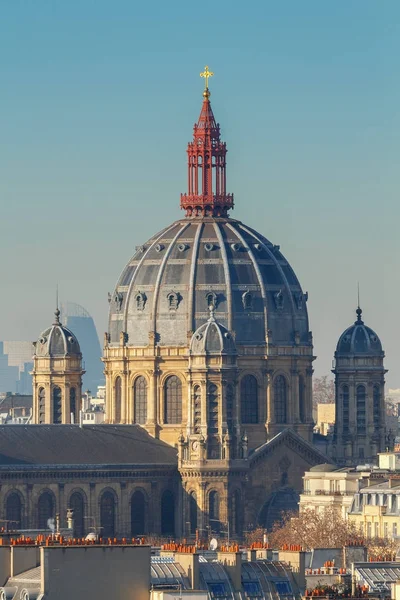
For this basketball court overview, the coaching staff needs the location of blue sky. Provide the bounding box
[0,1,399,386]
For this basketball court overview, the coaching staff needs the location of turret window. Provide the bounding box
[274,375,287,423]
[193,385,201,433]
[356,385,366,434]
[226,384,234,432]
[70,388,77,424]
[133,376,147,425]
[164,376,182,424]
[240,375,258,424]
[38,387,45,424]
[53,387,62,424]
[207,384,219,434]
[242,291,253,311]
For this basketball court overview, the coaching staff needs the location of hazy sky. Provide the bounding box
[1,1,399,386]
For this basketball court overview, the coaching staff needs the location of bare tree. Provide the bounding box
[313,375,335,408]
[268,508,363,550]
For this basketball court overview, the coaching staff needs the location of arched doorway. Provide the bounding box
[131,491,146,536]
[38,492,54,530]
[69,492,85,538]
[189,492,197,535]
[100,492,115,538]
[258,488,299,531]
[161,490,175,536]
[6,493,22,529]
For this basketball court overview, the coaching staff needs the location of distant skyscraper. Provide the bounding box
[0,342,19,394]
[3,341,33,395]
[60,302,104,393]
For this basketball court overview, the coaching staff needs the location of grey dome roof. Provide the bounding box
[336,308,383,356]
[35,310,81,357]
[190,310,236,355]
[108,217,310,347]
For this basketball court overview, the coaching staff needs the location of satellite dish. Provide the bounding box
[47,518,55,532]
[85,532,97,541]
[210,538,218,551]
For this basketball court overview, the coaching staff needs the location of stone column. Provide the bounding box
[120,482,127,537]
[150,481,159,534]
[104,367,112,423]
[26,484,33,529]
[265,371,274,434]
[121,364,128,423]
[198,481,207,536]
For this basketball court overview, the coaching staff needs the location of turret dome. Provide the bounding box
[190,308,236,354]
[336,307,383,356]
[34,309,81,357]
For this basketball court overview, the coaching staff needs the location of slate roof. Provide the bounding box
[0,425,177,467]
[108,217,310,348]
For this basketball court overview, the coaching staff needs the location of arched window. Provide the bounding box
[114,377,122,423]
[231,490,241,535]
[131,490,146,535]
[133,377,147,425]
[207,384,218,434]
[274,375,287,423]
[356,385,366,434]
[240,375,258,424]
[226,384,234,432]
[164,376,182,424]
[38,388,45,424]
[161,490,175,535]
[209,491,220,532]
[69,492,84,538]
[189,492,197,534]
[70,388,77,424]
[53,387,62,424]
[299,376,305,423]
[100,492,115,539]
[6,493,22,529]
[193,386,201,433]
[373,385,380,429]
[38,492,54,530]
[342,385,349,433]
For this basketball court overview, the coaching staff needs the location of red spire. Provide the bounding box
[180,67,234,218]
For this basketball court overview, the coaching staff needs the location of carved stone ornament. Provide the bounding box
[294,292,304,310]
[274,290,284,310]
[135,291,147,311]
[114,292,123,312]
[242,290,253,311]
[167,291,181,311]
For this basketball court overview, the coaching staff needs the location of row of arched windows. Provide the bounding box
[114,373,307,425]
[340,384,381,433]
[4,489,176,538]
[37,386,78,424]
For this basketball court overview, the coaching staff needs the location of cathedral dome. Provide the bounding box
[336,307,383,356]
[108,216,310,347]
[190,308,236,354]
[35,309,81,357]
[108,83,310,350]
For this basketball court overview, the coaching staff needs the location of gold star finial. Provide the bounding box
[200,65,214,91]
